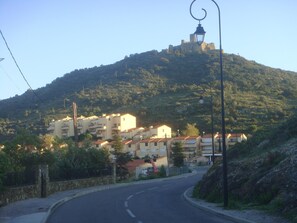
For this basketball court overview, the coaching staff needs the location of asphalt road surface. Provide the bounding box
[46,168,235,223]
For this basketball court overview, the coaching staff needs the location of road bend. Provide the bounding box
[46,168,235,223]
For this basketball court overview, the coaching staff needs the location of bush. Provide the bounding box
[158,165,167,177]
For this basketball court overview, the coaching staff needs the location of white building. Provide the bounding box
[171,136,201,159]
[141,125,172,139]
[138,138,168,158]
[48,113,136,140]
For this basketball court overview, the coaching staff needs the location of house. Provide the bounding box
[122,140,138,156]
[228,133,248,146]
[138,138,169,158]
[127,156,168,179]
[200,133,248,161]
[92,140,109,149]
[120,127,145,140]
[171,136,201,160]
[141,125,172,139]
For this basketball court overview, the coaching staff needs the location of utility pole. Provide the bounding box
[72,102,78,147]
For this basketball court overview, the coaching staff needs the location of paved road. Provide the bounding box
[46,169,235,223]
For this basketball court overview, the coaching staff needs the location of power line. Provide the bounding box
[0,65,22,92]
[0,29,40,101]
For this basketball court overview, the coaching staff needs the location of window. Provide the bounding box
[145,143,148,146]
[154,142,157,146]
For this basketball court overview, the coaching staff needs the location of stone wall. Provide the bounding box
[47,176,113,195]
[0,184,39,206]
[0,175,113,207]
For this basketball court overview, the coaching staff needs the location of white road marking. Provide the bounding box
[135,190,144,195]
[148,186,158,190]
[124,201,128,207]
[126,209,136,218]
[127,194,134,200]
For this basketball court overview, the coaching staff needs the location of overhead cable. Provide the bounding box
[0,29,40,101]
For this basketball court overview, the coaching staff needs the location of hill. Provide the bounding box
[0,44,297,141]
[193,114,297,222]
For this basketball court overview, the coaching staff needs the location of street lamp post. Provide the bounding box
[190,0,228,207]
[112,156,117,184]
[199,94,215,163]
[165,134,170,177]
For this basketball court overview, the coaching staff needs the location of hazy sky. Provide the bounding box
[0,0,296,100]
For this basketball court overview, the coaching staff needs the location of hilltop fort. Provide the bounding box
[167,34,215,53]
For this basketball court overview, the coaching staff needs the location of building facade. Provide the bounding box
[200,133,248,161]
[48,113,136,140]
[171,136,201,160]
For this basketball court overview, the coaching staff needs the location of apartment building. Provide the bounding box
[48,113,136,140]
[200,133,247,160]
[171,136,201,159]
[47,116,74,138]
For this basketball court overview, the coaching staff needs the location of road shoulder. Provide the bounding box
[183,187,291,223]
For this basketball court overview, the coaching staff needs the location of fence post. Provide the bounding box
[38,165,49,198]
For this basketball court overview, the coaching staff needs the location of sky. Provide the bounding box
[0,0,297,100]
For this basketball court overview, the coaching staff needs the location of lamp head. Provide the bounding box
[194,23,206,45]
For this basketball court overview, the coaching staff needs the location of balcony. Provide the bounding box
[89,130,97,135]
[61,124,69,130]
[200,141,213,146]
[62,132,68,137]
[88,124,106,130]
[112,126,121,130]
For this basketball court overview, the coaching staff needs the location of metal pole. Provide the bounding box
[165,135,170,177]
[72,102,78,147]
[211,0,229,207]
[210,94,215,163]
[190,0,228,207]
[113,160,116,184]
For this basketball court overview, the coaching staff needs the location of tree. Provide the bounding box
[171,142,185,167]
[40,134,54,150]
[112,134,123,155]
[0,151,12,190]
[182,123,199,136]
[111,134,132,180]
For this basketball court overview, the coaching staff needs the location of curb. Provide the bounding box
[183,187,256,223]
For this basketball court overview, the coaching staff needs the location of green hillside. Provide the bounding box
[0,46,297,141]
[194,114,297,222]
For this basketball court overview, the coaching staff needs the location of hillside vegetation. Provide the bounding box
[0,47,297,141]
[194,115,297,222]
